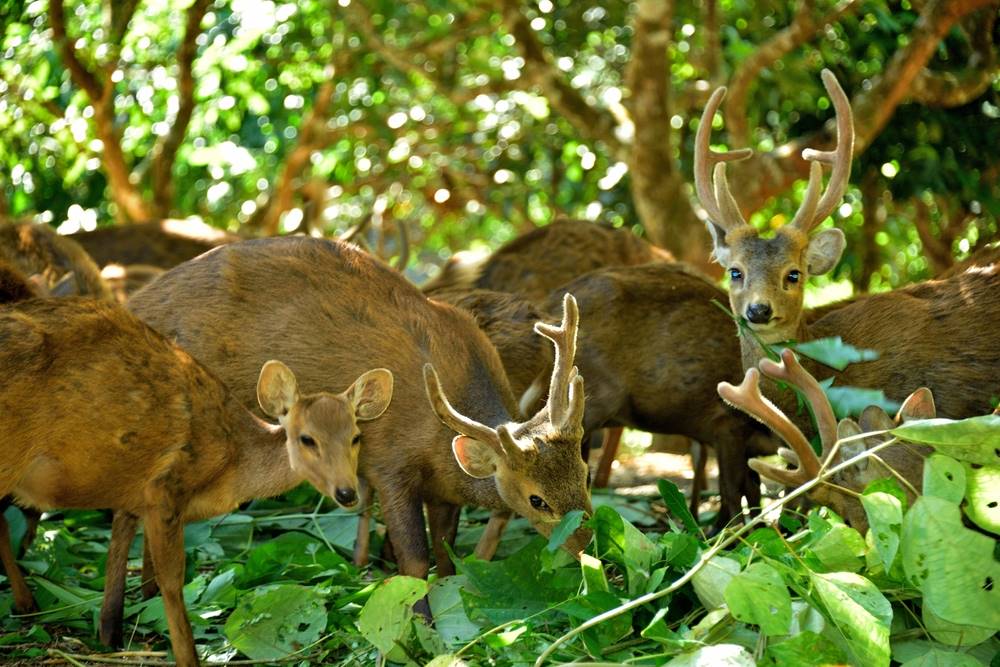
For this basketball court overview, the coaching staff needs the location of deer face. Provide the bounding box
[258,361,393,509]
[710,225,845,343]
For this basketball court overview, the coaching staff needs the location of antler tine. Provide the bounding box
[423,364,505,453]
[758,348,839,463]
[534,293,581,430]
[713,163,749,229]
[694,86,754,233]
[718,367,821,481]
[787,161,825,229]
[795,69,855,232]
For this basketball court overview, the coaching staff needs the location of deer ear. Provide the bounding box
[706,222,731,266]
[348,368,394,421]
[805,228,845,275]
[836,418,868,471]
[897,387,935,422]
[257,360,300,419]
[452,435,498,478]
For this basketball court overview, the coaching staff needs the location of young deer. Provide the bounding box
[719,348,935,531]
[0,298,393,666]
[128,237,593,584]
[698,69,1000,423]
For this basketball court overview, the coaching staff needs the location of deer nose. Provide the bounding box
[745,303,773,324]
[335,487,358,506]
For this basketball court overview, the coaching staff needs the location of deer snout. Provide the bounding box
[745,302,773,324]
[335,487,358,507]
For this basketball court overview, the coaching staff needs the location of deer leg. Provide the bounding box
[18,508,40,558]
[140,533,159,600]
[353,481,374,568]
[593,427,624,488]
[380,489,431,618]
[0,501,35,614]
[474,510,511,561]
[100,511,138,648]
[743,467,763,519]
[713,438,747,532]
[143,491,197,667]
[426,500,461,578]
[689,441,709,522]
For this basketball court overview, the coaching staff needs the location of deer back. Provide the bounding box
[71,218,239,269]
[0,221,112,300]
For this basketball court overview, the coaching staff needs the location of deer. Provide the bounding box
[0,297,393,666]
[697,69,1000,426]
[719,348,936,531]
[127,236,593,591]
[0,221,112,300]
[69,218,240,270]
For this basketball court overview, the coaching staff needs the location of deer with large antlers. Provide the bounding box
[128,237,593,586]
[719,349,935,531]
[697,69,1000,424]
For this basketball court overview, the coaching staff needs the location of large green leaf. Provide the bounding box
[807,523,866,573]
[761,630,847,666]
[791,336,879,370]
[891,416,1000,465]
[922,605,997,648]
[820,381,901,420]
[810,572,892,667]
[658,479,700,534]
[723,562,792,636]
[224,584,327,660]
[899,649,985,667]
[901,496,1000,629]
[428,576,480,648]
[923,454,966,503]
[356,576,428,654]
[861,492,903,573]
[692,555,740,611]
[963,464,1000,533]
[592,505,661,596]
[237,531,353,587]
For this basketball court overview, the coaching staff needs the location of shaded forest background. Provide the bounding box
[0,0,998,289]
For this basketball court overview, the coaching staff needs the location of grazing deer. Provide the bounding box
[0,298,392,666]
[128,237,593,585]
[698,69,1000,423]
[719,349,935,531]
[0,221,112,300]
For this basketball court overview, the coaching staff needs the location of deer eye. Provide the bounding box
[786,270,801,284]
[300,434,317,448]
[529,495,550,511]
[729,268,743,282]
[352,433,361,446]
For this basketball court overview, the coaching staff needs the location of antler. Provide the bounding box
[791,69,855,232]
[758,348,838,465]
[533,293,585,433]
[719,367,819,487]
[694,87,754,233]
[424,363,517,453]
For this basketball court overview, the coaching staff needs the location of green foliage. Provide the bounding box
[224,584,327,660]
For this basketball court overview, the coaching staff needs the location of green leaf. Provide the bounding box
[665,644,756,666]
[892,416,1000,465]
[224,584,327,660]
[558,590,632,656]
[658,479,700,534]
[425,656,466,667]
[761,630,847,666]
[861,492,903,573]
[692,555,740,610]
[723,562,792,636]
[810,571,891,667]
[791,336,880,371]
[900,649,985,667]
[922,604,997,648]
[923,454,966,503]
[964,464,1000,533]
[820,380,901,420]
[428,576,480,648]
[901,496,1000,629]
[808,523,866,572]
[356,576,428,654]
[580,553,609,594]
[546,509,584,552]
[864,477,909,511]
[592,505,661,596]
[238,531,352,587]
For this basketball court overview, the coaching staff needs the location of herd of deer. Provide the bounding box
[1,71,998,665]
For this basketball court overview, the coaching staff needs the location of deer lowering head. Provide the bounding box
[424,293,592,552]
[718,348,935,530]
[258,360,394,508]
[697,70,854,343]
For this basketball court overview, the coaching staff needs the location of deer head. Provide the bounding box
[697,70,855,343]
[717,348,935,530]
[257,360,394,509]
[424,293,592,553]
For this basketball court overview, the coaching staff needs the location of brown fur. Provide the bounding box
[0,260,39,303]
[0,221,112,299]
[0,299,384,664]
[938,243,1000,279]
[70,219,239,269]
[424,219,673,301]
[128,236,592,582]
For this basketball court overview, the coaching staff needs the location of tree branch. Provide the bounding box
[724,0,862,146]
[150,0,209,216]
[498,0,627,161]
[909,11,999,108]
[50,0,151,222]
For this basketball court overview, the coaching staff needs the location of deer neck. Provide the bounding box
[222,398,303,504]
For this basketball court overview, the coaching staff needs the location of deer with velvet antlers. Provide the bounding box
[697,69,1000,427]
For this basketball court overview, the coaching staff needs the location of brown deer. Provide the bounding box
[719,348,935,531]
[0,221,112,300]
[128,237,593,585]
[69,218,240,270]
[697,69,1000,423]
[0,297,393,666]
